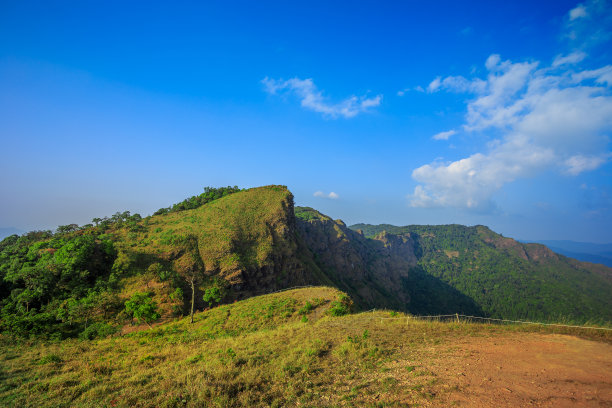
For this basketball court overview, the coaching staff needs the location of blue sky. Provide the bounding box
[1,0,611,242]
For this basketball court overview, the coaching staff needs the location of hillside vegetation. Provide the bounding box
[1,185,611,343]
[0,186,330,339]
[351,223,612,323]
[1,287,610,408]
[295,207,485,316]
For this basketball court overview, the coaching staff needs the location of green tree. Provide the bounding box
[124,292,160,327]
[203,280,227,308]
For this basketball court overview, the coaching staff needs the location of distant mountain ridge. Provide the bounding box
[349,222,612,322]
[520,239,612,268]
[1,186,611,340]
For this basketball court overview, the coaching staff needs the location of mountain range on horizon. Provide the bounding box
[518,239,612,268]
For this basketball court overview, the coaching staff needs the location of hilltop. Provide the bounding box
[1,185,611,343]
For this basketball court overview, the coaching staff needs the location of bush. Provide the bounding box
[79,322,117,340]
[299,301,314,315]
[125,292,160,325]
[203,281,227,308]
[328,294,352,317]
[38,354,63,365]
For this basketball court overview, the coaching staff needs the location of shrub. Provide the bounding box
[125,292,160,326]
[328,294,352,317]
[38,354,63,365]
[203,281,227,308]
[79,322,117,340]
[299,301,314,315]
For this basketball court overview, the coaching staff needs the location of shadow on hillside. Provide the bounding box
[401,266,486,316]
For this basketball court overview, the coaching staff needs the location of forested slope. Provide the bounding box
[351,223,612,323]
[1,185,610,341]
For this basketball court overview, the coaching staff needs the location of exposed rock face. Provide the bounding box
[136,187,612,320]
[522,243,559,262]
[216,190,327,298]
[294,208,418,309]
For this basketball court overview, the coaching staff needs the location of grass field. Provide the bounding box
[1,287,610,407]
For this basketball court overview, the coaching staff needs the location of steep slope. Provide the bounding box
[294,207,484,315]
[351,223,612,323]
[527,239,612,268]
[113,185,332,305]
[0,186,333,339]
[2,185,611,341]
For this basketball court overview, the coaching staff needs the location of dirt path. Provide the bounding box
[429,333,612,407]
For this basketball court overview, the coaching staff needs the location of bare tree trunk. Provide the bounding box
[190,278,195,324]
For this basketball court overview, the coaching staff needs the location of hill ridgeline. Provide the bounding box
[1,185,611,339]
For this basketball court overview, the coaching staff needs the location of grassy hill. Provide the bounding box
[1,287,610,408]
[0,186,333,339]
[1,185,611,343]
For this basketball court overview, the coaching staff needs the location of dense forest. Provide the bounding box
[351,223,612,323]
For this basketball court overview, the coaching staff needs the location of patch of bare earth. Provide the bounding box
[427,333,612,407]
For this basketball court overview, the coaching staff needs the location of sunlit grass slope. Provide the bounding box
[1,287,610,408]
[115,185,292,277]
[111,185,329,314]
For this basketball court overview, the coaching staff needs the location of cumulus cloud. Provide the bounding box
[411,43,612,210]
[569,4,587,20]
[432,130,457,141]
[314,191,339,199]
[262,77,381,119]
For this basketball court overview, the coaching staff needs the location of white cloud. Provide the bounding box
[410,138,555,210]
[427,77,441,92]
[564,153,612,175]
[427,75,487,94]
[569,4,587,20]
[572,65,612,85]
[432,130,457,141]
[411,52,612,210]
[552,51,587,67]
[262,77,381,119]
[398,86,423,96]
[313,191,339,199]
[564,0,612,47]
[485,54,501,70]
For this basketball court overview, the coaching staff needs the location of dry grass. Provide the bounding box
[1,287,610,408]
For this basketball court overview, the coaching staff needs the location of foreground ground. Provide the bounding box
[411,333,612,407]
[1,287,610,407]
